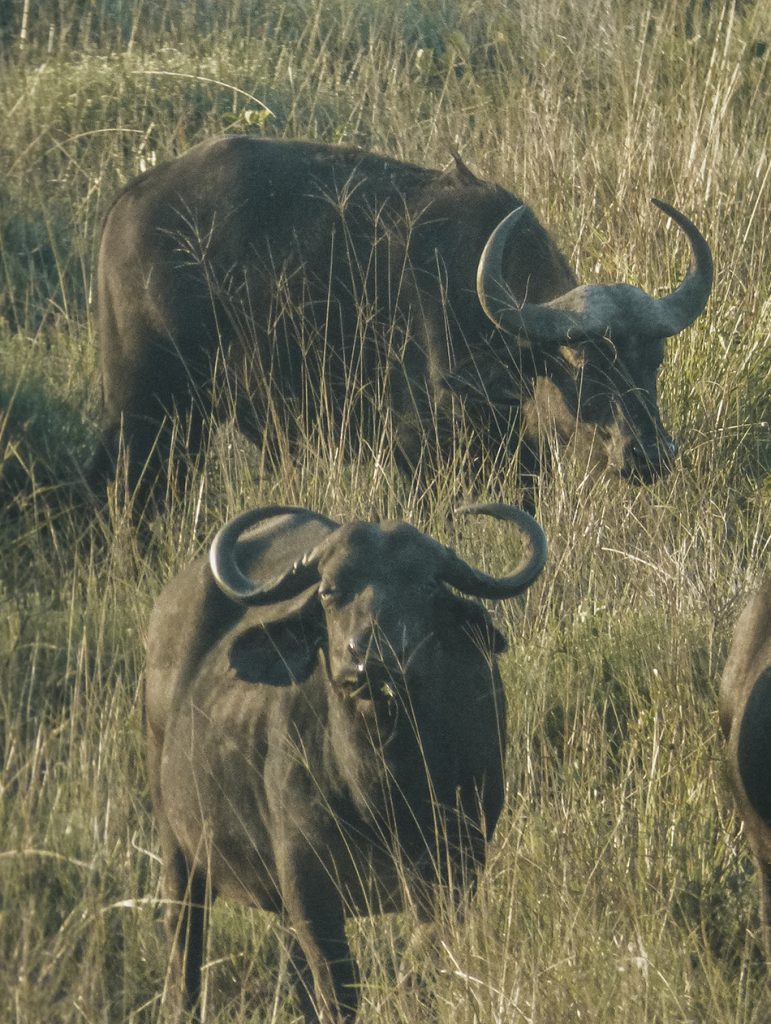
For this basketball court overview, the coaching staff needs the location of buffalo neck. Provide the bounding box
[321,668,438,834]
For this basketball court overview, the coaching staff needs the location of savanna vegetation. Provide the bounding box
[0,0,769,1020]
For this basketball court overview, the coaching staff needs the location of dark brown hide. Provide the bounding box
[90,138,711,508]
[144,506,544,1021]
[719,578,771,952]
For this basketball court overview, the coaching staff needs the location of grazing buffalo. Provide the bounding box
[90,137,712,507]
[719,578,771,952]
[144,502,546,1021]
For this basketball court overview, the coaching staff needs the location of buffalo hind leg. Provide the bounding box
[90,406,212,518]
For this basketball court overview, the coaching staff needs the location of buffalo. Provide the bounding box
[144,502,547,1021]
[719,578,771,952]
[90,137,713,508]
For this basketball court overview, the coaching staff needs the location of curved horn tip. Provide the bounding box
[454,500,534,521]
[209,504,335,605]
[650,196,677,218]
[649,197,703,233]
[500,204,527,228]
[438,501,547,601]
[646,196,713,333]
[453,501,548,563]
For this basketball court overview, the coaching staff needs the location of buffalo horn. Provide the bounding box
[211,503,546,608]
[646,198,714,337]
[439,502,547,600]
[209,505,338,605]
[476,199,712,343]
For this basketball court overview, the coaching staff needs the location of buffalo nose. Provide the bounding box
[629,441,651,466]
[627,435,674,480]
[348,636,369,665]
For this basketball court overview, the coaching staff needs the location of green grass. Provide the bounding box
[1,0,769,1020]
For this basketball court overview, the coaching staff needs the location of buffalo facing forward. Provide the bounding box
[144,503,547,1021]
[719,579,771,953]
[91,137,712,507]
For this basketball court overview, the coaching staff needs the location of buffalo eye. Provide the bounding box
[647,337,665,369]
[319,584,339,603]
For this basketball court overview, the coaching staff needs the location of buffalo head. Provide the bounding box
[476,198,713,483]
[210,502,546,701]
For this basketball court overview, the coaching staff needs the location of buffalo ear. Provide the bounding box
[441,590,508,654]
[447,149,480,186]
[228,584,324,686]
[477,619,508,655]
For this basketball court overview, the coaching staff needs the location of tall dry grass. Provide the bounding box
[0,0,769,1020]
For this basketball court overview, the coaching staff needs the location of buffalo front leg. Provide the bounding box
[148,726,213,1020]
[281,927,323,1023]
[163,845,212,1023]
[397,852,481,1002]
[279,860,359,1022]
[396,902,443,1000]
[758,856,771,959]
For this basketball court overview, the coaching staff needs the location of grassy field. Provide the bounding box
[1,0,769,1021]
